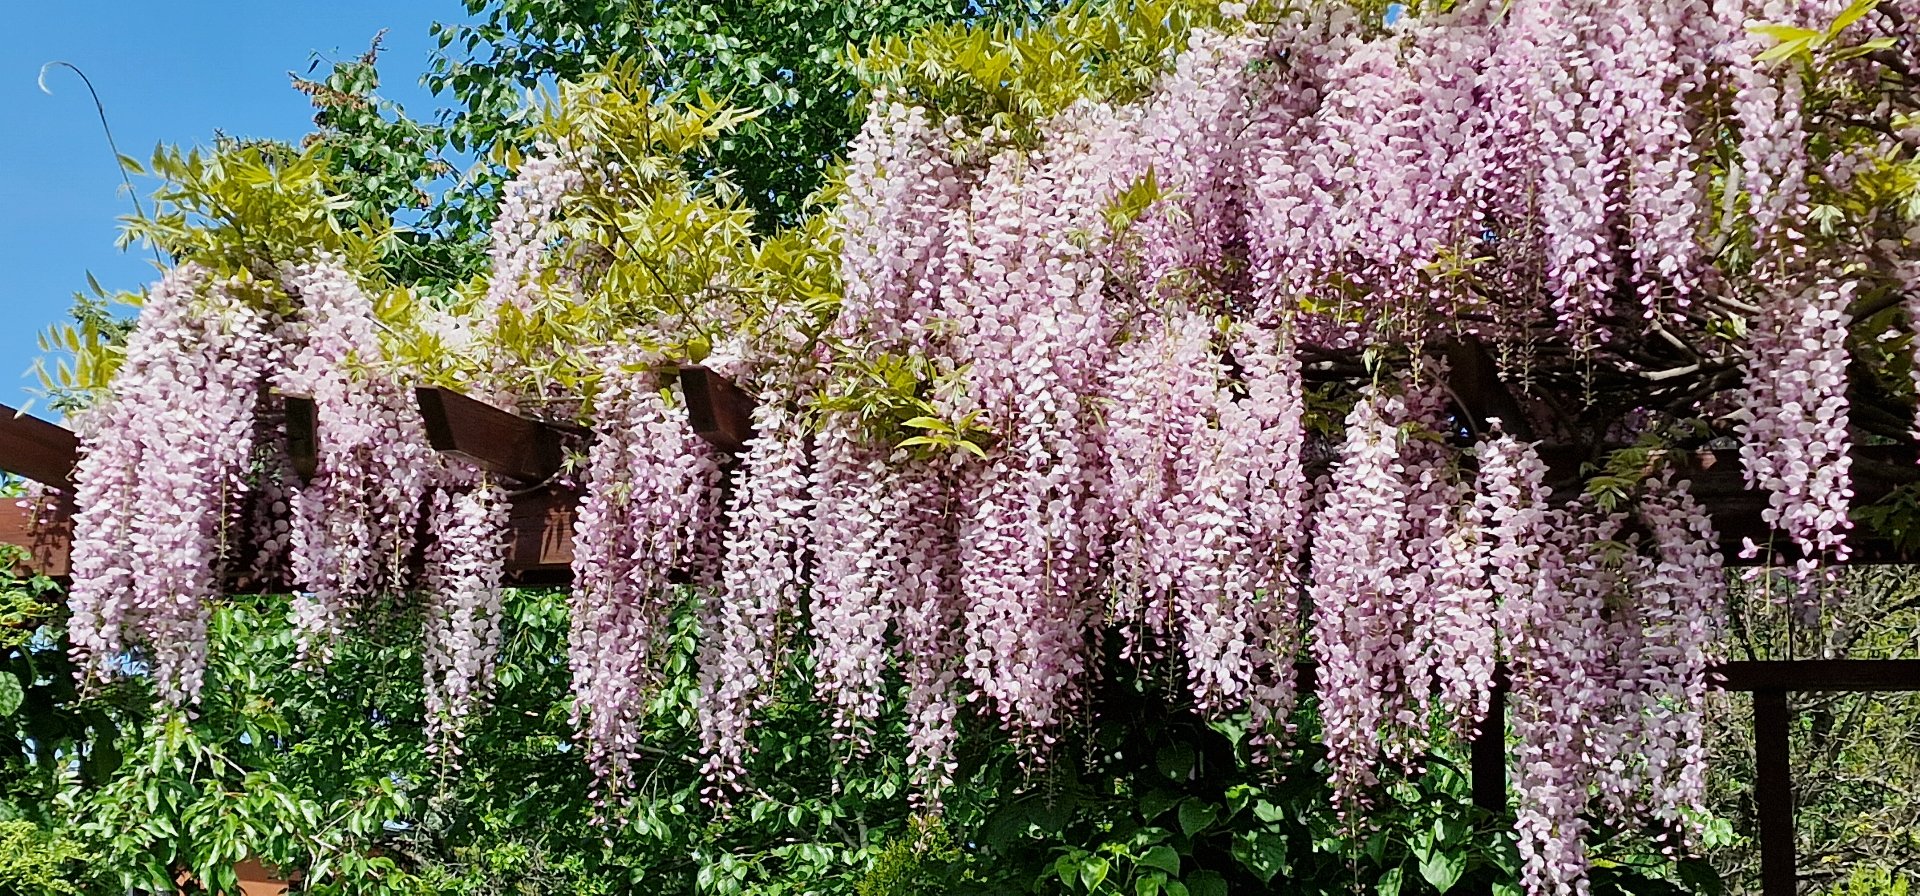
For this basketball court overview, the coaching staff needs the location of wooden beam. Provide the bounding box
[503,484,577,583]
[1710,659,1920,692]
[415,387,567,485]
[679,366,757,453]
[0,404,78,491]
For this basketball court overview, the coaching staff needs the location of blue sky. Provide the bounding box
[0,2,471,418]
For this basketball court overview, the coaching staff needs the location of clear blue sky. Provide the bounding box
[0,1,471,419]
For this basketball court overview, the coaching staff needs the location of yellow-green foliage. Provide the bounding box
[0,820,92,896]
[451,60,846,412]
[850,0,1259,135]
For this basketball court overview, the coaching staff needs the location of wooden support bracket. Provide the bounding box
[0,404,78,491]
[415,387,569,485]
[679,366,757,453]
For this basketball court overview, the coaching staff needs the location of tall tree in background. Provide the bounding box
[424,0,1062,226]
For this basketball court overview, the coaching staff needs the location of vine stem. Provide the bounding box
[38,60,166,267]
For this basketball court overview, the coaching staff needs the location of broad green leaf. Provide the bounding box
[1081,855,1111,891]
[0,672,20,717]
[1380,866,1405,896]
[1418,844,1466,894]
[1186,871,1227,896]
[1138,845,1181,875]
[1178,800,1216,837]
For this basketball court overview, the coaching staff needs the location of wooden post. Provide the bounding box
[1471,674,1508,815]
[283,395,319,480]
[1752,690,1795,896]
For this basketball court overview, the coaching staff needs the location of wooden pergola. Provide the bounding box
[4,369,1918,896]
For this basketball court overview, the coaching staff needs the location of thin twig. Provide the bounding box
[38,60,165,267]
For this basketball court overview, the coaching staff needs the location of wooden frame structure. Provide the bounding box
[5,372,1918,896]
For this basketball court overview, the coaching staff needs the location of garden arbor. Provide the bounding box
[14,0,1920,891]
[9,364,1920,896]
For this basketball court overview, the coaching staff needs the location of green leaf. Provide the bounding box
[1140,789,1182,821]
[1418,845,1466,894]
[1379,866,1405,896]
[1138,845,1181,876]
[1230,831,1288,883]
[1756,35,1817,61]
[1827,0,1879,35]
[1676,858,1724,896]
[1748,22,1822,42]
[1178,800,1216,838]
[1156,743,1195,780]
[1186,871,1227,896]
[1081,855,1111,891]
[0,672,21,718]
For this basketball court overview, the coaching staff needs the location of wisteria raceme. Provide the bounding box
[1625,476,1724,838]
[483,143,586,323]
[274,260,440,659]
[1225,323,1308,744]
[1415,474,1497,743]
[421,479,511,754]
[1305,385,1419,808]
[1504,505,1617,896]
[1737,275,1855,563]
[67,265,277,705]
[569,368,724,797]
[936,109,1135,745]
[697,399,814,792]
[805,415,898,738]
[886,458,966,805]
[834,94,969,351]
[1102,313,1227,660]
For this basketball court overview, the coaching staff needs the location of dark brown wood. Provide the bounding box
[1471,675,1508,814]
[0,404,78,490]
[503,484,577,583]
[415,387,567,485]
[282,395,319,481]
[679,366,757,453]
[0,497,71,577]
[1445,338,1535,440]
[1530,444,1920,564]
[1709,659,1920,692]
[1752,690,1796,896]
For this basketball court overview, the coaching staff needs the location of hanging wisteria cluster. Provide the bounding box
[66,256,511,752]
[66,264,277,705]
[49,0,1920,892]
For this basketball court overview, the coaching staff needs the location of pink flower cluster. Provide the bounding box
[422,479,512,753]
[68,265,277,704]
[1737,276,1855,565]
[483,143,586,322]
[696,399,814,793]
[568,366,724,797]
[274,260,440,658]
[1491,443,1724,895]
